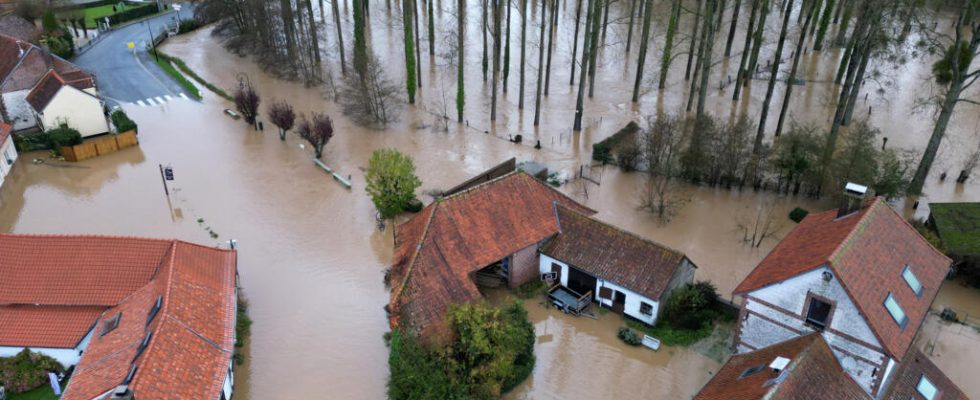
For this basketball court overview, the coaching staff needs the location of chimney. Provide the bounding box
[769,356,791,373]
[837,182,868,218]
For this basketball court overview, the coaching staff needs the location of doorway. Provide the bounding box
[612,290,626,313]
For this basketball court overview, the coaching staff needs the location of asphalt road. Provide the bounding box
[73,3,197,106]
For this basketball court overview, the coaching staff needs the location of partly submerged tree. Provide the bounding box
[268,99,296,141]
[366,148,422,219]
[297,112,334,159]
[234,85,261,125]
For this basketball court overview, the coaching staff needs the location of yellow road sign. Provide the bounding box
[127,42,135,49]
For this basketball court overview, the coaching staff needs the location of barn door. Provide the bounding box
[612,291,626,314]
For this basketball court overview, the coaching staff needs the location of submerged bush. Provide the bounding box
[789,207,809,223]
[111,110,138,133]
[617,327,641,346]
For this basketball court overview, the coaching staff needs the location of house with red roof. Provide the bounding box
[27,68,108,137]
[1,33,101,134]
[389,169,695,335]
[0,234,239,400]
[0,121,16,188]
[730,186,959,397]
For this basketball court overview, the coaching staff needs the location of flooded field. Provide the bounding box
[2,0,979,398]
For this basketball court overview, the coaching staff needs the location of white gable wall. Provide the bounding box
[737,267,889,394]
[0,328,94,368]
[37,86,107,138]
[0,136,18,188]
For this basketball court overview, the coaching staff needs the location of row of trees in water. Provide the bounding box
[197,0,979,196]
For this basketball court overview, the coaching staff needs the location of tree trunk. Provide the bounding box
[745,0,769,83]
[659,0,681,89]
[684,0,704,81]
[835,28,856,83]
[696,0,718,117]
[281,0,299,63]
[841,46,869,126]
[633,0,653,102]
[574,0,596,131]
[724,0,742,57]
[352,0,368,75]
[834,0,853,46]
[332,0,346,75]
[544,0,557,95]
[404,0,417,104]
[813,0,834,50]
[752,0,793,168]
[570,0,583,85]
[601,0,610,43]
[491,0,502,120]
[587,0,601,97]
[457,0,465,122]
[534,0,547,124]
[686,1,709,113]
[519,0,527,108]
[413,0,423,87]
[504,0,511,93]
[910,86,960,194]
[733,0,758,100]
[775,0,816,137]
[626,0,637,53]
[428,0,435,55]
[483,0,489,81]
[305,0,322,82]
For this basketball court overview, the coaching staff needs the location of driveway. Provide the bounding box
[72,3,197,107]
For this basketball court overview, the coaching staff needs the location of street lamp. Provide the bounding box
[143,20,159,62]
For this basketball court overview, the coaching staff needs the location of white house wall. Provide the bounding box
[2,90,37,132]
[539,254,660,326]
[38,86,107,137]
[0,137,18,188]
[0,328,93,368]
[738,267,888,394]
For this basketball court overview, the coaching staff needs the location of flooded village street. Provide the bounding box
[2,0,980,398]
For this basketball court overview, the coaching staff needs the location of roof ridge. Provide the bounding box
[438,170,524,201]
[390,201,441,308]
[130,241,179,390]
[0,232,176,243]
[827,197,882,267]
[554,203,685,258]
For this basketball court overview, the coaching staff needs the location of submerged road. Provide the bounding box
[73,3,197,107]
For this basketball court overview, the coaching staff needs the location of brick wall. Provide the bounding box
[509,243,540,288]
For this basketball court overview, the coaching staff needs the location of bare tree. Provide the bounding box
[638,115,688,222]
[235,85,261,126]
[268,99,297,140]
[338,53,402,127]
[735,200,782,248]
[297,112,334,159]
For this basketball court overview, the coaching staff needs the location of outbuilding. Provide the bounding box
[26,69,108,137]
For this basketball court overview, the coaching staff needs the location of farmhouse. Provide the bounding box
[539,204,696,326]
[0,234,239,400]
[731,191,955,396]
[0,33,102,134]
[27,69,108,137]
[0,121,16,188]
[389,170,696,334]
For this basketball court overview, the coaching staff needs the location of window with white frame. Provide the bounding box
[639,302,653,316]
[884,293,908,329]
[916,374,938,400]
[902,265,923,296]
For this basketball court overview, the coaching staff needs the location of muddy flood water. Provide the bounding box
[2,0,979,398]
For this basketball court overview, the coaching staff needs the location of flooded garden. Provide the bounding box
[2,0,979,398]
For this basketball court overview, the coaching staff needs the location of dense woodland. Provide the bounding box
[197,0,979,202]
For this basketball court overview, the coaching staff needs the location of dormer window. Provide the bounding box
[100,312,121,336]
[146,295,162,326]
[902,265,923,297]
[133,332,152,362]
[884,293,908,329]
[917,374,938,399]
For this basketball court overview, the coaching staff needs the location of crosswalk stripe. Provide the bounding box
[136,100,146,107]
[164,95,173,101]
[145,98,157,106]
[179,93,188,100]
[154,96,165,104]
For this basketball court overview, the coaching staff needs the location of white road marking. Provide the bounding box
[164,95,173,101]
[144,98,157,106]
[154,96,165,104]
[179,93,188,100]
[136,100,146,107]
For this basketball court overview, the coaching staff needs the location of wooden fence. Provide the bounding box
[61,130,138,162]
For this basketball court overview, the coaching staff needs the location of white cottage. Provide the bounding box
[731,195,953,397]
[539,204,696,326]
[27,69,108,137]
[0,121,17,189]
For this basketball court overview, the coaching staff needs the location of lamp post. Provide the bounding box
[143,20,159,61]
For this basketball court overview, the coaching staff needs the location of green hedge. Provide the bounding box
[107,3,158,26]
[0,349,64,394]
[153,56,202,100]
[13,125,83,153]
[157,51,233,101]
[111,110,138,133]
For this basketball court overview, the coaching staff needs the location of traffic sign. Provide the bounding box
[127,42,135,49]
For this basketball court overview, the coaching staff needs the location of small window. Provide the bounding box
[124,365,138,384]
[100,312,122,336]
[639,302,653,316]
[916,375,938,400]
[598,287,612,300]
[739,364,766,379]
[132,332,152,362]
[902,265,923,296]
[884,293,908,328]
[146,295,163,326]
[805,297,832,330]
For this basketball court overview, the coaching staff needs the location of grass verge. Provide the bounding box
[153,55,202,100]
[157,51,234,102]
[8,383,59,400]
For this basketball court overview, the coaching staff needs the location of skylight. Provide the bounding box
[916,374,938,400]
[902,265,923,296]
[884,293,908,329]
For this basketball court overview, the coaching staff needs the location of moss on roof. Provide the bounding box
[930,202,980,256]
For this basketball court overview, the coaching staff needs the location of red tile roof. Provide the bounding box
[63,241,237,400]
[541,204,691,301]
[0,121,10,147]
[695,334,867,400]
[882,347,968,400]
[0,234,237,400]
[733,198,952,360]
[1,34,91,93]
[0,305,103,348]
[389,171,594,334]
[26,69,66,111]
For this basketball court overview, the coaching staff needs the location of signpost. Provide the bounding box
[158,164,173,196]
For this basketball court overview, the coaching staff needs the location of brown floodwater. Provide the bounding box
[1,0,978,398]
